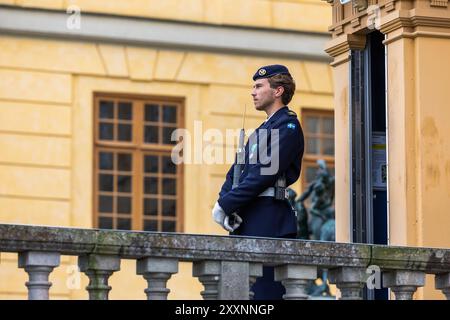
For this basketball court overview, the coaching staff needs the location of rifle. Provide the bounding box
[229,105,247,226]
[233,104,247,189]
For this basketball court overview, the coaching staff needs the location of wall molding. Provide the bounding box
[0,6,331,62]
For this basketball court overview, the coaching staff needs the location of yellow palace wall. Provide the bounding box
[0,0,333,298]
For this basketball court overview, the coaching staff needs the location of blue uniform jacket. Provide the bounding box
[217,106,304,237]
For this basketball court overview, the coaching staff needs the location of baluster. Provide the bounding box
[137,257,178,300]
[435,273,450,300]
[192,261,221,300]
[249,263,263,300]
[18,251,60,300]
[274,264,317,300]
[78,254,120,300]
[328,267,366,300]
[383,270,425,300]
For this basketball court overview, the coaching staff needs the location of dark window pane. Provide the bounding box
[117,218,131,230]
[99,152,113,170]
[99,217,113,229]
[99,123,114,140]
[118,153,132,172]
[143,198,158,216]
[117,196,131,214]
[162,127,176,145]
[99,174,114,192]
[323,117,334,135]
[145,104,159,122]
[99,195,113,213]
[118,102,132,120]
[144,220,158,232]
[162,178,176,195]
[306,138,319,154]
[117,175,131,192]
[162,105,177,123]
[323,138,334,156]
[144,155,158,173]
[162,221,176,232]
[144,126,159,143]
[162,199,176,217]
[144,177,158,194]
[118,124,132,141]
[162,156,176,174]
[306,117,319,134]
[99,100,114,119]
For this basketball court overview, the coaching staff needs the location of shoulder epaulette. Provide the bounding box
[287,110,297,117]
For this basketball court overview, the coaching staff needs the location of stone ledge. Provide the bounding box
[1,224,449,273]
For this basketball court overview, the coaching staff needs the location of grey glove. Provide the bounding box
[212,202,233,232]
[224,213,243,232]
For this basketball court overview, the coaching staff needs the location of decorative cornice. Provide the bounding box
[324,0,450,38]
[410,15,450,29]
[379,11,414,34]
[381,11,450,34]
[325,33,366,57]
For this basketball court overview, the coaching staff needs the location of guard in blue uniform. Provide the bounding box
[212,64,305,300]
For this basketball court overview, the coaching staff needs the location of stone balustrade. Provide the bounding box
[0,224,449,300]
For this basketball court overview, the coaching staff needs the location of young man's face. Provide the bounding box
[251,78,281,111]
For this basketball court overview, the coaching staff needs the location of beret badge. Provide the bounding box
[252,64,289,81]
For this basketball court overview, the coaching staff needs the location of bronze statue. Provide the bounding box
[287,159,335,297]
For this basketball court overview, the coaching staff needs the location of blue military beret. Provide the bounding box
[252,64,290,81]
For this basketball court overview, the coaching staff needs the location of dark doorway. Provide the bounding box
[350,31,388,300]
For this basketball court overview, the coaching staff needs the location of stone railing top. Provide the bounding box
[0,224,449,274]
